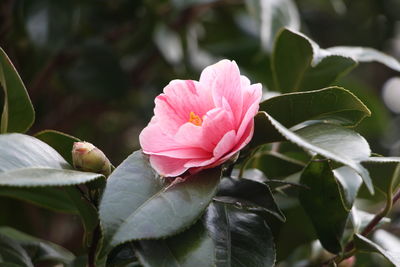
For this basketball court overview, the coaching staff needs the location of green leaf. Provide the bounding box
[0,226,74,264]
[215,177,285,221]
[0,168,103,187]
[326,46,400,72]
[245,0,300,51]
[0,133,103,187]
[0,234,33,267]
[0,187,77,213]
[0,47,35,133]
[254,112,373,193]
[334,166,363,210]
[362,157,400,196]
[354,234,400,265]
[35,130,80,165]
[247,151,305,178]
[271,28,356,92]
[260,87,371,128]
[99,151,221,254]
[107,243,139,267]
[135,221,215,267]
[299,160,348,253]
[64,187,99,246]
[204,202,275,267]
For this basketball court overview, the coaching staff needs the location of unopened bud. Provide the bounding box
[72,142,111,176]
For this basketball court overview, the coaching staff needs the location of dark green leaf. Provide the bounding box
[0,187,77,213]
[204,202,275,267]
[0,168,103,187]
[0,133,104,187]
[35,130,80,165]
[64,187,99,246]
[362,157,400,196]
[99,151,221,254]
[0,47,34,133]
[254,112,373,193]
[246,151,306,178]
[135,221,215,267]
[334,166,363,210]
[299,160,349,253]
[271,28,356,92]
[260,87,371,128]
[354,234,400,265]
[215,177,285,221]
[0,227,74,264]
[326,46,400,72]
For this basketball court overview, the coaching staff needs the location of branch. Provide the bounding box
[322,187,400,266]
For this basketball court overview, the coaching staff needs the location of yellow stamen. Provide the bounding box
[189,111,203,126]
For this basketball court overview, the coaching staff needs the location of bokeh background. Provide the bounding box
[1,0,400,260]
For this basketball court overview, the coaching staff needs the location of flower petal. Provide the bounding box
[154,80,214,135]
[201,107,235,151]
[149,155,189,177]
[139,122,182,153]
[199,60,243,125]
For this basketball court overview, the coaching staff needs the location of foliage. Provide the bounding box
[1,0,400,266]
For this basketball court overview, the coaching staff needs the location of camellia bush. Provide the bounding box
[1,23,400,267]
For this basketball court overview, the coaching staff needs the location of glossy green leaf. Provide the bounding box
[245,0,300,51]
[254,112,373,193]
[0,187,77,213]
[64,186,99,246]
[135,221,215,267]
[362,157,400,196]
[204,202,275,267]
[99,151,221,254]
[35,130,80,165]
[215,177,285,221]
[271,28,356,92]
[334,166,363,210]
[0,47,34,133]
[0,234,33,267]
[247,151,305,178]
[354,234,400,265]
[107,243,139,267]
[0,168,103,187]
[0,133,103,187]
[0,227,74,264]
[260,87,371,128]
[326,46,400,72]
[299,160,348,253]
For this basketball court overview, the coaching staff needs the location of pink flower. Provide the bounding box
[139,60,262,177]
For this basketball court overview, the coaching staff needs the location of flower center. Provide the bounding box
[189,111,203,126]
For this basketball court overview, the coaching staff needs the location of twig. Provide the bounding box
[88,224,101,267]
[322,187,400,266]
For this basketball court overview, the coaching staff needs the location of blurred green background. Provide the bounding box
[1,0,400,259]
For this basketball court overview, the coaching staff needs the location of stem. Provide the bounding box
[88,224,101,267]
[322,186,400,266]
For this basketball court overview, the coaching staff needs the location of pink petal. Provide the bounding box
[139,122,183,153]
[236,101,259,143]
[149,155,189,177]
[184,130,237,169]
[199,60,243,126]
[174,122,206,149]
[154,80,214,135]
[148,147,211,159]
[213,130,237,158]
[201,108,235,151]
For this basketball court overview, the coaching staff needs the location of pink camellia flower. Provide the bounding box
[139,60,262,177]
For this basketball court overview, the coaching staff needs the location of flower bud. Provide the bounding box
[72,142,111,176]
